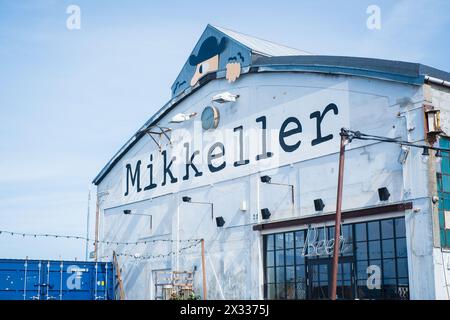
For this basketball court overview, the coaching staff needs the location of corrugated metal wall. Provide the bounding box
[0,259,114,300]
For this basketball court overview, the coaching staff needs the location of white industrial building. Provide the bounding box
[93,25,450,300]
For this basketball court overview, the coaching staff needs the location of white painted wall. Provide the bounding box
[96,71,447,299]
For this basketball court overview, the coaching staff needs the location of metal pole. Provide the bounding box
[201,239,207,300]
[94,193,100,262]
[330,129,346,300]
[85,189,91,261]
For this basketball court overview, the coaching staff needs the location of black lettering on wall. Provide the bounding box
[144,154,157,191]
[208,142,226,173]
[124,160,142,196]
[183,142,203,181]
[161,150,178,186]
[310,103,339,146]
[234,126,249,167]
[279,117,303,152]
[255,116,273,160]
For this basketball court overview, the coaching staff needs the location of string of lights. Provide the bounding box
[114,240,202,260]
[0,230,201,245]
[342,128,450,157]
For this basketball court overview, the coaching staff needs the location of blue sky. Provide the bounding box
[0,0,449,260]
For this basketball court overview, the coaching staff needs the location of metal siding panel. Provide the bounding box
[0,259,114,300]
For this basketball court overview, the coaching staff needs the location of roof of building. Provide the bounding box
[92,26,450,186]
[212,25,311,57]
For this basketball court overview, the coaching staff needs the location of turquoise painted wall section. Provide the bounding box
[437,137,450,247]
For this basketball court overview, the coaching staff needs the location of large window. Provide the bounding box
[263,217,409,300]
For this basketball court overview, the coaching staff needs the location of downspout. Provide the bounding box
[425,76,450,89]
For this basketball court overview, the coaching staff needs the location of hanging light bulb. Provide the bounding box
[435,149,442,164]
[422,147,430,163]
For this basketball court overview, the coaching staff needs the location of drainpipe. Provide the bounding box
[424,76,450,89]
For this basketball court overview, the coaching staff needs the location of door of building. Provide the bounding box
[306,257,355,300]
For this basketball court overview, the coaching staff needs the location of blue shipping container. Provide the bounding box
[0,259,115,300]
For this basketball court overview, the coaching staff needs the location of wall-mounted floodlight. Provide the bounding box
[170,112,197,124]
[212,92,239,103]
[378,187,391,201]
[123,210,152,230]
[216,216,225,227]
[182,196,214,220]
[260,175,295,205]
[261,208,271,220]
[260,175,272,183]
[314,199,325,212]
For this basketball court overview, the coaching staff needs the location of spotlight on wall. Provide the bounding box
[170,112,197,124]
[314,199,325,212]
[378,187,391,201]
[182,196,214,219]
[216,216,225,227]
[259,175,294,205]
[212,92,239,103]
[261,208,271,220]
[123,209,132,215]
[260,175,272,183]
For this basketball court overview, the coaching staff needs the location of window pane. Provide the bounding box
[356,242,368,260]
[381,219,394,239]
[266,234,274,251]
[276,267,285,283]
[266,283,276,299]
[397,258,408,278]
[286,266,295,282]
[396,238,407,258]
[295,249,305,265]
[275,250,285,266]
[342,225,353,242]
[296,265,306,282]
[266,267,275,283]
[368,241,381,259]
[368,221,380,240]
[355,223,367,242]
[295,231,305,249]
[395,218,406,238]
[369,259,382,272]
[285,249,295,266]
[356,260,369,280]
[266,250,274,267]
[383,259,396,278]
[276,284,286,299]
[275,234,284,250]
[286,283,296,299]
[382,239,395,259]
[285,232,294,249]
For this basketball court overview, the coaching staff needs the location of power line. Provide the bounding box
[342,128,450,153]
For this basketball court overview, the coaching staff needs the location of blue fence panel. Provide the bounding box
[0,259,115,300]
